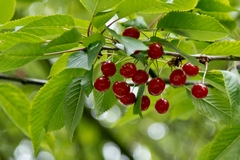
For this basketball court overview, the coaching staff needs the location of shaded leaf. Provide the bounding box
[63,77,85,141]
[133,84,145,117]
[0,0,16,24]
[0,42,44,72]
[81,67,94,96]
[45,27,82,53]
[0,83,30,136]
[157,12,228,41]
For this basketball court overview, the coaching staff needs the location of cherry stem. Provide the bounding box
[202,62,209,84]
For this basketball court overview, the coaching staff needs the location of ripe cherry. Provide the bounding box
[191,83,208,99]
[141,95,150,111]
[155,98,169,114]
[119,92,136,105]
[112,81,130,98]
[101,61,116,77]
[148,78,165,96]
[132,70,149,85]
[94,76,110,92]
[169,69,186,87]
[133,50,140,55]
[122,27,140,39]
[182,62,199,77]
[120,62,137,78]
[148,42,163,59]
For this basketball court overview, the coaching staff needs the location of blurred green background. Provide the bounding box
[1,0,240,160]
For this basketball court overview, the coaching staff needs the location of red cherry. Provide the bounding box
[182,62,199,77]
[141,95,150,111]
[155,98,169,114]
[169,69,186,87]
[94,76,110,92]
[120,62,137,78]
[122,27,140,39]
[112,81,130,98]
[133,50,140,55]
[148,42,163,59]
[148,78,165,96]
[119,92,136,105]
[191,83,208,99]
[132,70,149,85]
[101,61,116,77]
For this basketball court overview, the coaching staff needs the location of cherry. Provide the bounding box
[191,83,208,99]
[155,98,169,114]
[133,50,140,55]
[112,81,130,98]
[182,62,199,77]
[119,92,136,105]
[120,62,137,78]
[101,61,116,77]
[169,69,186,87]
[148,42,163,59]
[132,70,149,84]
[94,76,110,92]
[122,27,140,39]
[148,77,165,96]
[141,95,150,111]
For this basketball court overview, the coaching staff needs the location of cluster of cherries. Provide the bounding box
[94,26,208,114]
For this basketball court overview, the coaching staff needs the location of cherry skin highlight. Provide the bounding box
[120,62,137,78]
[148,42,163,59]
[182,62,199,77]
[141,95,150,111]
[169,69,187,87]
[122,27,140,39]
[101,61,116,77]
[112,81,130,98]
[155,98,169,114]
[191,83,208,99]
[148,77,165,96]
[94,76,110,92]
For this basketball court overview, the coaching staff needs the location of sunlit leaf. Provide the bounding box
[0,0,16,24]
[63,77,85,141]
[92,10,116,28]
[81,33,105,47]
[0,83,30,136]
[197,0,236,12]
[157,12,228,41]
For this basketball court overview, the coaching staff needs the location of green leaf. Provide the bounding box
[199,126,240,159]
[121,16,149,30]
[202,41,240,56]
[81,68,94,96]
[63,77,85,141]
[29,69,82,154]
[107,28,148,55]
[80,0,122,16]
[0,42,44,72]
[150,37,203,68]
[197,0,236,12]
[67,41,104,70]
[45,27,82,53]
[187,87,232,125]
[0,32,43,51]
[133,84,145,117]
[93,73,123,116]
[19,15,75,39]
[92,10,117,28]
[0,0,16,23]
[201,70,225,92]
[81,33,105,47]
[0,83,30,136]
[116,0,198,18]
[157,12,228,41]
[0,16,42,32]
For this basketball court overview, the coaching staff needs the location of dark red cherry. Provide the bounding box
[182,62,199,77]
[141,95,150,111]
[191,83,208,99]
[169,69,186,87]
[148,78,165,96]
[120,62,137,78]
[112,81,130,98]
[148,42,163,59]
[119,92,136,105]
[155,98,169,114]
[94,76,110,92]
[132,70,149,85]
[101,61,116,77]
[122,27,140,39]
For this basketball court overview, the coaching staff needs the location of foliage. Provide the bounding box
[0,0,240,159]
